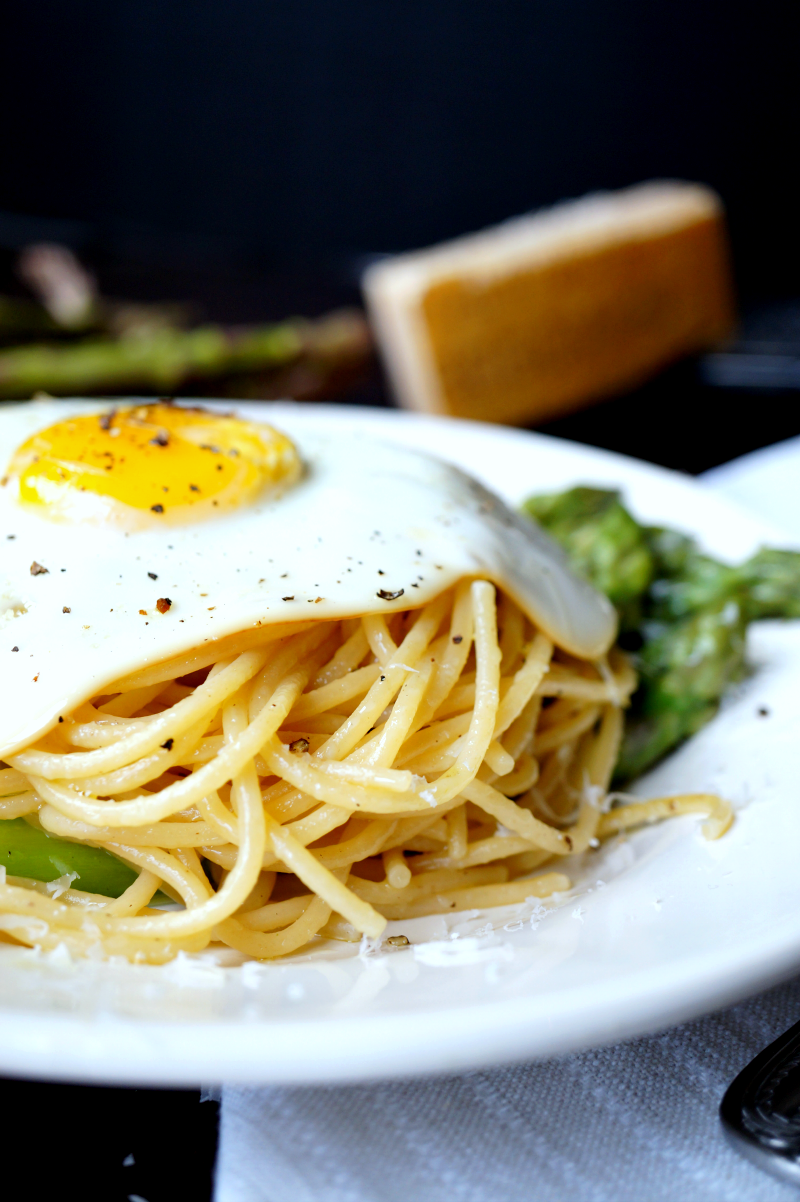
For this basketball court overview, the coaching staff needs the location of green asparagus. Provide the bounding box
[615,599,748,780]
[523,486,800,782]
[0,309,370,399]
[1,816,138,897]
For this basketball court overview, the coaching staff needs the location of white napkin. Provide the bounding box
[215,443,800,1202]
[216,975,800,1202]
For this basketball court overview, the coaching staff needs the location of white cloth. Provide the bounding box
[215,443,800,1202]
[216,976,800,1202]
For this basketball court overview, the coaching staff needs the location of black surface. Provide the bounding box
[0,1077,219,1201]
[721,1018,800,1186]
[2,0,799,299]
[536,359,800,476]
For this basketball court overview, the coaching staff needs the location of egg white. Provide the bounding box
[0,399,615,758]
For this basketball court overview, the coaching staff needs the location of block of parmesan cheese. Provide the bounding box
[363,181,735,425]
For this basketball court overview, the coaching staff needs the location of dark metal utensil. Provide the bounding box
[721,1018,800,1187]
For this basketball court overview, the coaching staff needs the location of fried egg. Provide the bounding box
[0,399,615,758]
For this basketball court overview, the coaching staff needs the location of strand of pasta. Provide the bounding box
[110,620,314,691]
[411,580,475,728]
[383,844,412,888]
[416,832,537,871]
[38,806,227,847]
[461,779,573,854]
[104,763,265,938]
[313,592,452,763]
[498,590,525,673]
[534,704,601,756]
[27,628,331,827]
[413,581,500,807]
[238,893,314,932]
[536,659,637,702]
[105,843,213,909]
[374,874,571,920]
[70,717,211,795]
[8,649,272,779]
[0,768,28,796]
[362,614,399,665]
[493,633,554,736]
[313,819,397,869]
[218,895,333,958]
[446,804,468,861]
[91,636,354,940]
[350,864,509,904]
[97,682,168,718]
[0,792,39,819]
[310,623,369,688]
[264,816,384,937]
[102,869,161,917]
[287,663,382,720]
[598,793,733,840]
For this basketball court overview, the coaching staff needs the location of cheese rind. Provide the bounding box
[364,181,735,424]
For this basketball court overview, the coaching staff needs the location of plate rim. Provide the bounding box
[3,911,800,1087]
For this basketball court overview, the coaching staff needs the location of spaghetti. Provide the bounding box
[0,580,732,963]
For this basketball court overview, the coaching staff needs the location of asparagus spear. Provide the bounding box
[643,539,800,624]
[643,541,742,622]
[739,548,800,620]
[615,599,748,780]
[0,309,370,399]
[524,485,800,782]
[0,816,138,897]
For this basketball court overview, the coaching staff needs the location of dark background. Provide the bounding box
[2,0,799,303]
[1,4,799,1199]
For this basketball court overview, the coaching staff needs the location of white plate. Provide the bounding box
[2,403,799,1087]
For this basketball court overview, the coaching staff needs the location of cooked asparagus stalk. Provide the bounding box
[615,599,748,780]
[0,816,138,896]
[0,309,370,399]
[739,548,800,620]
[524,486,800,781]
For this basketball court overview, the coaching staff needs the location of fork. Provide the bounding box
[721,1017,800,1186]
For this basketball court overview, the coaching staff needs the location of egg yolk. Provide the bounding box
[6,403,301,527]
